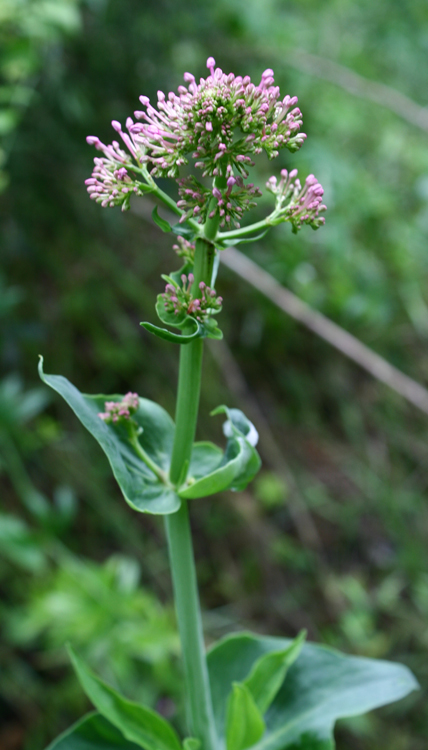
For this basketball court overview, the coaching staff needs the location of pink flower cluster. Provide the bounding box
[162,274,223,323]
[266,168,326,232]
[98,392,139,424]
[85,57,318,229]
[177,173,261,228]
[84,135,146,211]
[130,57,305,180]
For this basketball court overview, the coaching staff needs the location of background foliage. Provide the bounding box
[1,0,428,748]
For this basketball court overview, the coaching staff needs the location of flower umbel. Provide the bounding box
[98,392,139,424]
[85,56,326,235]
[131,58,305,179]
[266,168,326,232]
[162,275,223,323]
[84,132,149,211]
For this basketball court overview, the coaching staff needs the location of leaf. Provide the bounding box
[180,407,262,499]
[200,317,223,340]
[68,648,181,750]
[169,263,194,286]
[156,296,188,329]
[212,405,259,447]
[140,319,203,344]
[179,409,261,498]
[243,631,306,714]
[208,632,419,749]
[38,359,180,515]
[152,206,172,233]
[226,682,265,750]
[45,712,142,750]
[217,230,269,248]
[155,298,222,340]
[171,223,195,239]
[0,512,47,572]
[180,436,258,499]
[182,740,201,750]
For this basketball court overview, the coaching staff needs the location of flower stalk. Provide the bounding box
[165,236,218,750]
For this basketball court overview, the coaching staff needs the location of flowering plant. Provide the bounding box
[41,58,417,750]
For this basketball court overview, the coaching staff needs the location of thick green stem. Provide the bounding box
[164,236,218,750]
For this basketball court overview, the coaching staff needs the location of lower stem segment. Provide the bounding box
[164,502,217,750]
[164,237,218,750]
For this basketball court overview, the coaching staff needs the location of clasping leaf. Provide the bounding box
[179,407,261,499]
[38,359,180,515]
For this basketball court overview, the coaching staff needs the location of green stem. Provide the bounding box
[164,236,218,750]
[128,433,167,484]
[217,216,272,240]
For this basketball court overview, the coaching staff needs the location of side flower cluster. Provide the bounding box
[266,169,326,232]
[98,392,139,424]
[162,274,223,323]
[177,174,261,228]
[85,132,147,212]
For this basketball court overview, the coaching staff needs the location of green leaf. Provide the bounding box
[156,296,188,329]
[0,512,47,572]
[68,648,181,750]
[152,206,172,233]
[38,359,180,515]
[155,298,222,340]
[140,319,203,344]
[208,632,419,749]
[45,712,142,750]
[200,317,223,340]
[243,631,306,714]
[171,223,195,239]
[169,263,194,286]
[179,408,261,499]
[180,436,258,499]
[226,682,265,750]
[217,230,269,248]
[182,740,200,750]
[212,405,259,447]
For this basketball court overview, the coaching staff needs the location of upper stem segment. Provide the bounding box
[164,236,218,750]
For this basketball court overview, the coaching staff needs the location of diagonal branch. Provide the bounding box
[133,200,428,417]
[280,48,428,133]
[221,247,428,416]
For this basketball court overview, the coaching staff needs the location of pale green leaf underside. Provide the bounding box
[208,632,418,750]
[45,712,142,750]
[69,648,181,750]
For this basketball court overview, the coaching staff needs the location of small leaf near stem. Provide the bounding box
[226,683,265,750]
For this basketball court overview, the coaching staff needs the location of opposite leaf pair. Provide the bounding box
[38,360,261,515]
[47,631,417,750]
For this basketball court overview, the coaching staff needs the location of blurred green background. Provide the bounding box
[1,0,428,748]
